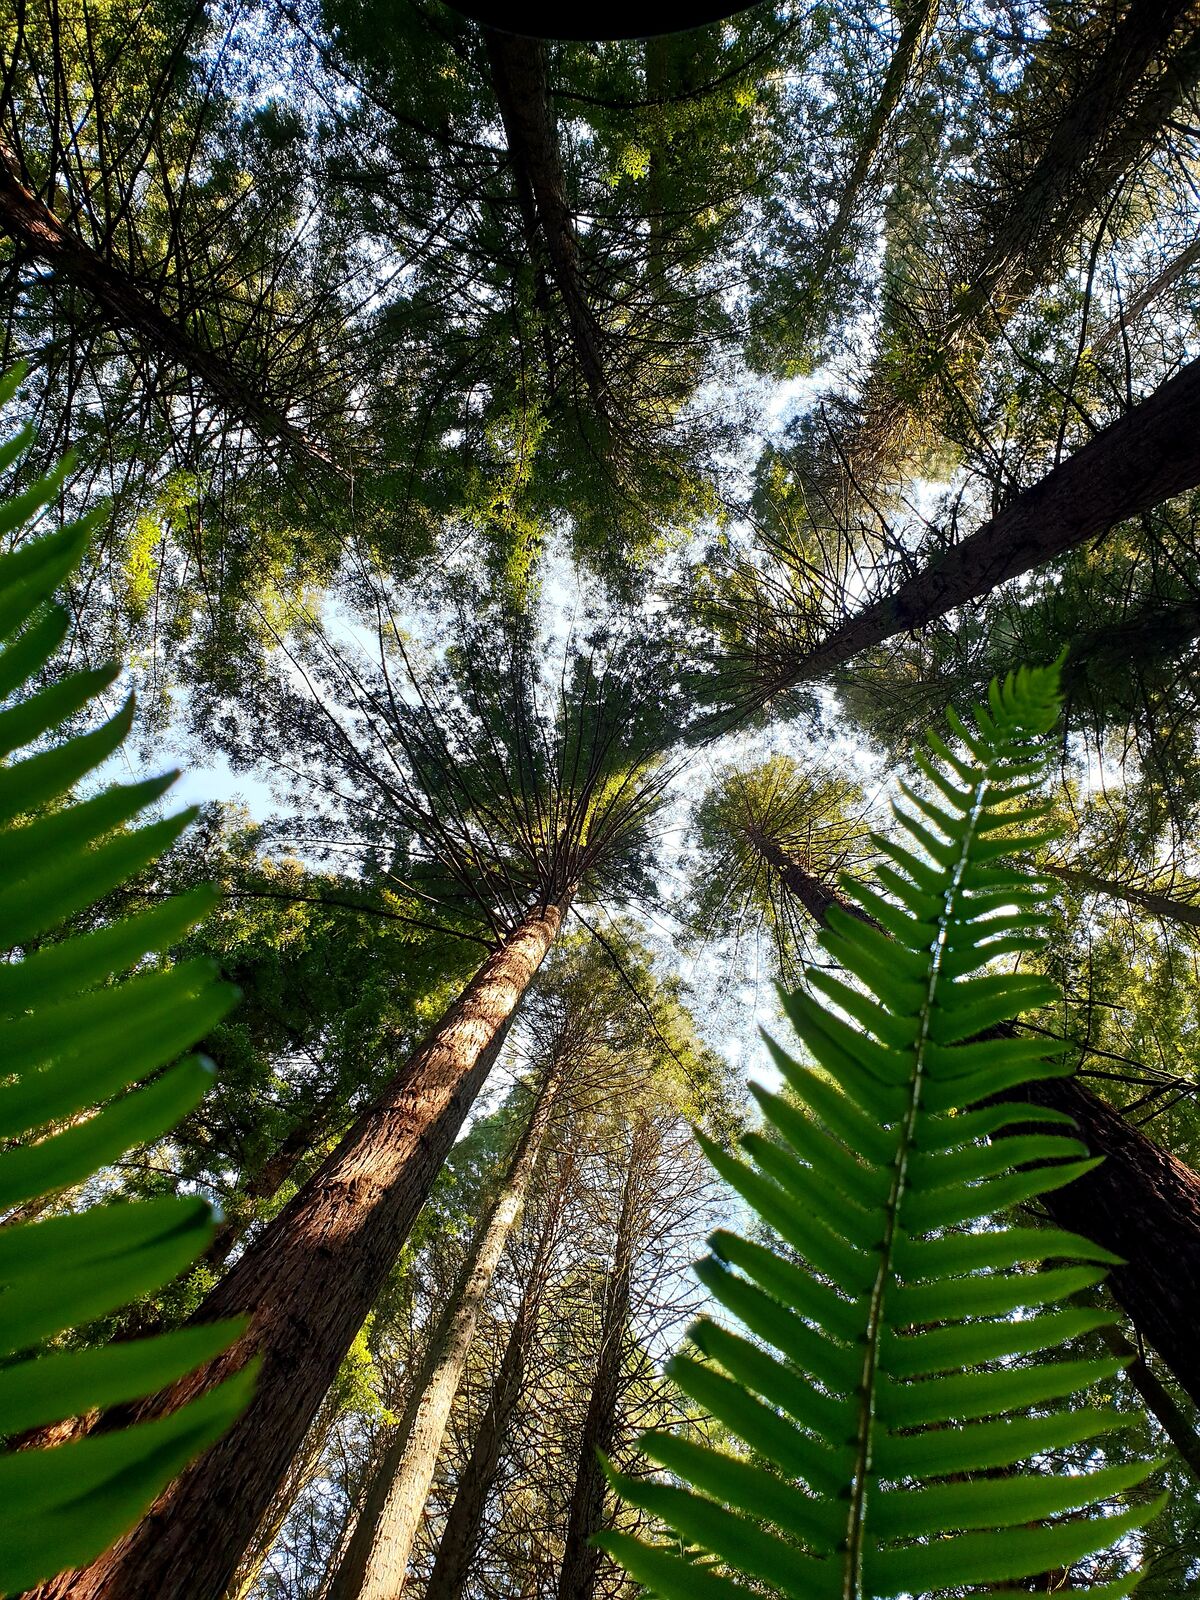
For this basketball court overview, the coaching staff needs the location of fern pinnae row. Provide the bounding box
[607,667,1160,1600]
[841,700,1005,1600]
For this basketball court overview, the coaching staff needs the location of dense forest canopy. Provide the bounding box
[3,0,1200,1595]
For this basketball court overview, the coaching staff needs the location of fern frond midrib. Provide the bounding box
[841,747,1008,1600]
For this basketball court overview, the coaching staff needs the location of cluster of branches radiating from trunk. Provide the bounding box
[212,576,685,946]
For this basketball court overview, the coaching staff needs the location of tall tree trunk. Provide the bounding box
[555,1125,646,1600]
[224,1383,347,1600]
[202,1083,346,1275]
[0,142,343,479]
[41,896,571,1600]
[949,2,1200,340]
[747,350,1200,708]
[806,0,940,303]
[741,829,1200,1409]
[1042,861,1200,931]
[482,32,609,413]
[643,37,671,297]
[851,4,1200,480]
[423,1152,573,1600]
[327,1054,568,1600]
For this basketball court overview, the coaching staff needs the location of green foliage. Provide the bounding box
[603,663,1161,1598]
[0,396,251,1593]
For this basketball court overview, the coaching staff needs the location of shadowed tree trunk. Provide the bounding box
[0,143,344,479]
[327,1053,568,1600]
[806,0,941,304]
[40,895,571,1600]
[1091,233,1200,353]
[747,350,1200,708]
[224,1382,348,1600]
[482,32,609,413]
[850,2,1200,479]
[741,827,1200,1410]
[200,1080,349,1276]
[555,1121,648,1600]
[949,2,1200,342]
[1042,861,1200,931]
[423,1151,573,1600]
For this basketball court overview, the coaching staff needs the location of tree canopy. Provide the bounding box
[5,0,1200,1595]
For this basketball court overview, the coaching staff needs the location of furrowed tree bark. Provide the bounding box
[754,351,1200,703]
[482,32,610,412]
[742,830,1200,1410]
[40,896,571,1600]
[327,1054,568,1600]
[0,143,344,480]
[423,1152,572,1600]
[555,1123,646,1600]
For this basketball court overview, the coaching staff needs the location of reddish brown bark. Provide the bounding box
[0,143,343,479]
[39,898,569,1600]
[743,832,1200,1410]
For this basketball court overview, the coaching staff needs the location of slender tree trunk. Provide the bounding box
[750,350,1200,706]
[424,1154,572,1600]
[41,896,571,1600]
[807,0,940,298]
[850,3,1200,479]
[1091,233,1200,353]
[1042,861,1200,931]
[202,1085,345,1275]
[482,32,609,412]
[742,831,1200,1409]
[643,37,670,297]
[1083,1313,1200,1479]
[327,1055,568,1600]
[0,142,343,479]
[555,1127,645,1600]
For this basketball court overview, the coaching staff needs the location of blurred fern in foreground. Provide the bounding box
[0,377,252,1593]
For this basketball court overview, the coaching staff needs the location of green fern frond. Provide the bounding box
[603,663,1160,1599]
[0,388,252,1594]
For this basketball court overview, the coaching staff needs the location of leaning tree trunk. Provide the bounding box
[747,349,1200,710]
[42,895,572,1600]
[555,1126,646,1600]
[0,143,342,479]
[423,1148,574,1600]
[1041,861,1200,932]
[223,1381,347,1600]
[743,828,1200,1410]
[1091,232,1200,353]
[327,1054,568,1600]
[949,2,1200,343]
[844,1,1200,485]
